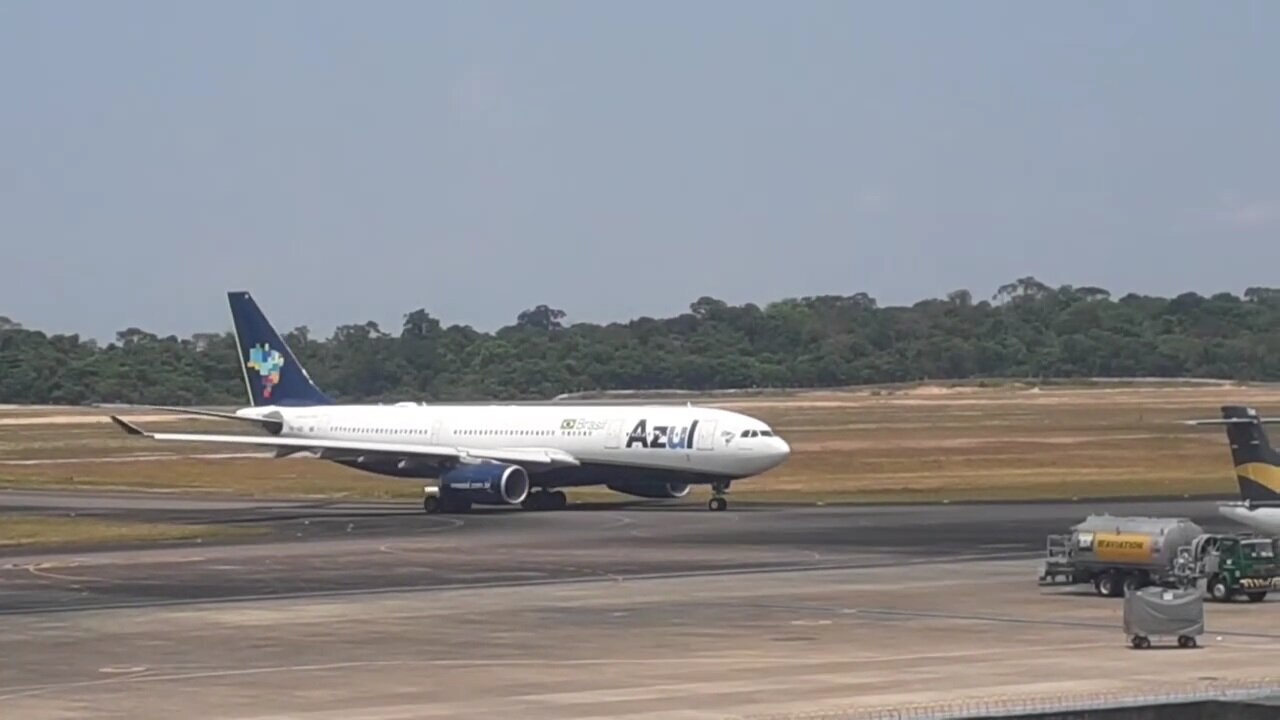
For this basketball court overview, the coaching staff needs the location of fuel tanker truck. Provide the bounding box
[1039,514,1280,602]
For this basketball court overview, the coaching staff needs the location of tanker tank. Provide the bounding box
[1041,515,1206,597]
[1070,515,1206,568]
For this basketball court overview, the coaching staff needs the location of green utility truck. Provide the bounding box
[1192,534,1280,602]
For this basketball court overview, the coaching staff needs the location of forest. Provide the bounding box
[5,277,1280,405]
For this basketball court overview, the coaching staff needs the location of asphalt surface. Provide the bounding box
[3,490,1278,719]
[0,489,1237,615]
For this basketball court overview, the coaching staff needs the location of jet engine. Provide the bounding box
[440,462,530,505]
[607,481,692,499]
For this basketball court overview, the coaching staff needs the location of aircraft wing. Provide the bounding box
[97,404,284,431]
[109,416,580,469]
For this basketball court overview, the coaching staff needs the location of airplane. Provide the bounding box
[1185,405,1280,536]
[108,291,791,513]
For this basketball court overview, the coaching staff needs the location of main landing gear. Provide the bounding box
[522,490,568,511]
[708,481,730,512]
[422,487,470,515]
[422,486,569,514]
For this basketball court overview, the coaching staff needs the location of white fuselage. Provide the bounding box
[239,402,790,481]
[1219,503,1280,537]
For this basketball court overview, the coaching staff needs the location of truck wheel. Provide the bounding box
[1122,574,1146,596]
[1098,573,1121,598]
[1130,635,1150,649]
[1178,636,1197,648]
[1246,592,1267,603]
[1210,577,1231,602]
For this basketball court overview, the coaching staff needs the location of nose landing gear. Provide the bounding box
[708,481,730,511]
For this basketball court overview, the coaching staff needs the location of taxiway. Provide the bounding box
[1,490,1276,719]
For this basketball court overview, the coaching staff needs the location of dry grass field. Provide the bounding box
[0,383,1276,504]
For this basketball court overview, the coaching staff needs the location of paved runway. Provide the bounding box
[3,490,1277,719]
[0,489,1235,614]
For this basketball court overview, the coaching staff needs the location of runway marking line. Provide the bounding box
[0,642,1118,702]
[25,563,98,584]
[0,550,1043,616]
[602,514,635,530]
[743,602,1280,641]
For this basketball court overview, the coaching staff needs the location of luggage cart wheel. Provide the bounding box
[1130,635,1151,649]
[1177,636,1197,649]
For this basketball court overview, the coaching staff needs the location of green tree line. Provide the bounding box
[6,277,1280,405]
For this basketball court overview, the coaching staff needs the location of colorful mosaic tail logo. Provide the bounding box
[247,344,286,399]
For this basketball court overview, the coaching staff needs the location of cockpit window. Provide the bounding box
[760,430,774,437]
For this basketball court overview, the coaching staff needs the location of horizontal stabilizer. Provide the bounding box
[1184,418,1280,425]
[109,415,146,436]
[1228,499,1280,509]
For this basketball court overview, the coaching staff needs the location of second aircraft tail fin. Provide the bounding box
[1188,405,1280,505]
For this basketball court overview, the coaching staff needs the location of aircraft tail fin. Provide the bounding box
[227,291,332,407]
[1188,405,1280,504]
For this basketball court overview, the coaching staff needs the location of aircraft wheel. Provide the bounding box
[440,496,471,514]
[708,496,728,512]
[549,490,568,510]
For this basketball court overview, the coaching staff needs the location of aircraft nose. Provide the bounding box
[771,436,791,464]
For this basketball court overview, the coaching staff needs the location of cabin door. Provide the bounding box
[694,420,717,451]
[604,419,624,449]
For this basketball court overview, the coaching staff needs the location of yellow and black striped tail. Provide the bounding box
[1217,406,1280,503]
[1234,463,1280,503]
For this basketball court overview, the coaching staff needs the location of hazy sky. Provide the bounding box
[3,1,1278,341]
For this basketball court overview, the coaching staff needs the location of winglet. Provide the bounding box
[109,415,148,436]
